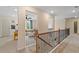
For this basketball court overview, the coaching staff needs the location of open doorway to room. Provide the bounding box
[74,21,78,33]
[25,10,38,52]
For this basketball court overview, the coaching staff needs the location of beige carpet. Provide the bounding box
[0,36,36,53]
[52,34,79,53]
[0,40,17,53]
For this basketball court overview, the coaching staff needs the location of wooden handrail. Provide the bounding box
[38,31,57,35]
[38,28,69,35]
[37,36,53,47]
[34,28,69,52]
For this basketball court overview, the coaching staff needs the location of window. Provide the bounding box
[48,17,54,30]
[25,11,37,30]
[27,20,33,29]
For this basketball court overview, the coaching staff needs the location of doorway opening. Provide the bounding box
[74,21,78,33]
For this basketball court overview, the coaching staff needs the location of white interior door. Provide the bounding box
[2,18,10,37]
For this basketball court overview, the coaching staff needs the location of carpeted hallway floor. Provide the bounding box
[51,34,79,53]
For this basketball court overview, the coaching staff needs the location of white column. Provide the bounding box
[17,7,26,50]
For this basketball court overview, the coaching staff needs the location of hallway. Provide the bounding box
[0,36,36,53]
[51,34,79,53]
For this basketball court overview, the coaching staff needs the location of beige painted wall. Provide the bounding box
[17,6,55,50]
[65,18,79,34]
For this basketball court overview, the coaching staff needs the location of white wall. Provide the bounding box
[55,16,65,30]
[0,16,10,37]
[0,16,11,46]
[38,11,52,33]
[0,19,2,37]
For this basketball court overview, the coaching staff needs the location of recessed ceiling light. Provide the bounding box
[14,8,17,12]
[50,10,54,14]
[72,10,76,13]
[75,16,77,18]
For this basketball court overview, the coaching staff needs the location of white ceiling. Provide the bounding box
[0,6,17,17]
[0,6,79,19]
[35,6,79,19]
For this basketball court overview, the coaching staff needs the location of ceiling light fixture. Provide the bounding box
[72,9,76,13]
[75,16,77,18]
[14,8,17,12]
[50,10,54,14]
